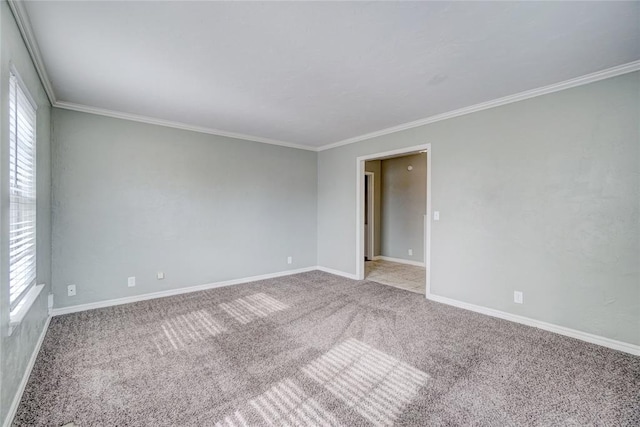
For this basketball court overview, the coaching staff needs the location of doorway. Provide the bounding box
[356,144,431,296]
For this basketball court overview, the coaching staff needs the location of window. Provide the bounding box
[9,70,37,312]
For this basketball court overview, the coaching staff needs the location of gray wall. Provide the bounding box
[52,109,317,308]
[0,0,52,423]
[380,153,426,263]
[318,72,640,346]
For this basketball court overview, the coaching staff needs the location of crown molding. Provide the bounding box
[9,0,314,151]
[318,60,640,152]
[7,0,56,105]
[46,59,640,153]
[54,101,317,151]
[52,61,640,153]
[8,0,639,152]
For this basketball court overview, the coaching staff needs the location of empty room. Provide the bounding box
[1,1,638,426]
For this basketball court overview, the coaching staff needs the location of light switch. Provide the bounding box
[433,211,440,221]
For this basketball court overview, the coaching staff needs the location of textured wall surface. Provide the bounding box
[318,72,639,345]
[52,109,317,308]
[380,153,427,263]
[0,1,52,423]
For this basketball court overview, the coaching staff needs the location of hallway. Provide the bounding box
[365,259,426,294]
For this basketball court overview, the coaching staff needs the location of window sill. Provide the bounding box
[8,284,45,336]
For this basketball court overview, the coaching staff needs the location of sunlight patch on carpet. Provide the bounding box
[219,293,289,324]
[215,379,336,427]
[155,309,226,354]
[302,338,429,426]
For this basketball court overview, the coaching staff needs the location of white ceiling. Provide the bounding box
[21,1,640,148]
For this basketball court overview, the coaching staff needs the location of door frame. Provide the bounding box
[364,171,375,261]
[355,143,432,296]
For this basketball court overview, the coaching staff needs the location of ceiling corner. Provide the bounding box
[8,0,57,105]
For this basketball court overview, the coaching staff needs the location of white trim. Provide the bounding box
[425,148,432,296]
[364,171,375,260]
[9,63,38,111]
[52,267,317,316]
[356,144,431,298]
[9,284,45,336]
[7,0,56,105]
[423,214,427,268]
[54,101,316,152]
[375,256,425,268]
[52,266,363,316]
[356,159,364,279]
[8,0,639,153]
[316,266,359,280]
[55,60,640,153]
[3,315,51,427]
[318,61,640,151]
[427,293,640,356]
[356,144,433,162]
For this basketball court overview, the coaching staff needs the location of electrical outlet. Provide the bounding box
[67,284,76,297]
[157,271,165,280]
[287,256,293,265]
[128,276,136,287]
[514,291,523,304]
[408,249,413,256]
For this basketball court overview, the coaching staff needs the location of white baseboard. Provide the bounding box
[49,266,639,354]
[427,292,640,356]
[376,256,425,267]
[52,266,317,316]
[3,315,51,427]
[7,272,636,427]
[316,266,359,280]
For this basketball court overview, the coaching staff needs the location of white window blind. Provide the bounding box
[9,71,37,312]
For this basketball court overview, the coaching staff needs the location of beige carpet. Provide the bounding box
[13,271,640,426]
